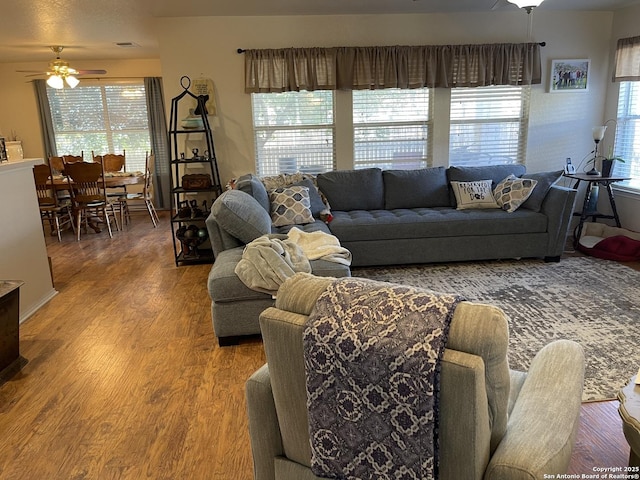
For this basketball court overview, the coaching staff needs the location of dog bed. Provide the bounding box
[578,222,640,262]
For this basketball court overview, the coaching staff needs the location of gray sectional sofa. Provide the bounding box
[205,164,577,345]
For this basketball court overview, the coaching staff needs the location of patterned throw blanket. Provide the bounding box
[303,278,463,480]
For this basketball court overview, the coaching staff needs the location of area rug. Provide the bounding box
[353,256,640,402]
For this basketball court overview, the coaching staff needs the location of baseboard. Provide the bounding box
[19,288,58,324]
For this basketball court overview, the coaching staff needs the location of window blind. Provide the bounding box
[47,81,151,172]
[449,86,529,166]
[614,81,640,190]
[252,91,335,176]
[353,88,431,170]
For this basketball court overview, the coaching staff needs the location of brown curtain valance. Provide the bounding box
[244,43,542,93]
[613,36,640,82]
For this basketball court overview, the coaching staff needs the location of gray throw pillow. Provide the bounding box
[211,190,272,244]
[317,168,384,211]
[520,170,563,212]
[235,174,270,213]
[383,167,450,209]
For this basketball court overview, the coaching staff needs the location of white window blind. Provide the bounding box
[449,86,529,167]
[47,81,151,172]
[252,91,335,176]
[614,81,640,191]
[353,88,431,170]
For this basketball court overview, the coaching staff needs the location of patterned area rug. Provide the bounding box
[353,256,640,402]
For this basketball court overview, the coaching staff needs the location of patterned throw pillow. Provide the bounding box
[450,180,499,210]
[493,174,538,213]
[269,186,314,227]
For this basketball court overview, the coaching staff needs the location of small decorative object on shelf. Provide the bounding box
[169,76,222,266]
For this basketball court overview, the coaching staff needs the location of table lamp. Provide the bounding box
[587,125,607,176]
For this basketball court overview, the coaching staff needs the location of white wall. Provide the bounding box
[156,11,614,183]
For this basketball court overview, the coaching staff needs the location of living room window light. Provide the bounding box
[252,85,529,174]
[46,80,151,172]
[614,82,640,192]
[353,88,432,170]
[252,90,335,176]
[450,85,530,167]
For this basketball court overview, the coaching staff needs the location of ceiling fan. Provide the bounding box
[491,0,544,13]
[17,46,107,89]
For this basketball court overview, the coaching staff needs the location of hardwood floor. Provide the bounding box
[0,213,632,479]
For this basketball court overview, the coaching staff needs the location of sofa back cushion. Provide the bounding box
[235,173,270,213]
[211,189,272,244]
[520,170,563,212]
[383,167,450,209]
[317,168,384,211]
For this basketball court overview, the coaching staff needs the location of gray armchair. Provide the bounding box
[246,273,585,480]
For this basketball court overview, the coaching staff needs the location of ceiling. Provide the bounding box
[2,0,640,65]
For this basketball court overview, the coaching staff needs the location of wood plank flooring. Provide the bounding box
[0,213,632,478]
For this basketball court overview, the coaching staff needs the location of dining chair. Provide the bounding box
[92,151,126,173]
[48,156,65,175]
[33,163,75,242]
[63,161,119,241]
[117,152,159,227]
[61,152,84,166]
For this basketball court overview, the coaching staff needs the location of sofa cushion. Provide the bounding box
[383,167,450,209]
[520,170,563,212]
[317,168,384,211]
[451,180,500,210]
[290,178,328,218]
[211,190,272,244]
[236,173,270,213]
[328,208,547,242]
[493,175,538,213]
[269,186,315,227]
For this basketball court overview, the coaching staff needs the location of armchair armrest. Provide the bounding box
[485,340,584,479]
[246,364,283,480]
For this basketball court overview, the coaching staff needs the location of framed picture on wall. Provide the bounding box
[550,59,591,92]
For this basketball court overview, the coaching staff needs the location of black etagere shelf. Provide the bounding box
[168,76,222,266]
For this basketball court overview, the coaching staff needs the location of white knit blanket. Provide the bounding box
[287,227,352,266]
[235,234,311,295]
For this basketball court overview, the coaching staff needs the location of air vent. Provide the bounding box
[115,42,139,48]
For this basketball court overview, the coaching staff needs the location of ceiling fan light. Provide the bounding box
[47,74,64,89]
[66,75,79,88]
[506,0,544,10]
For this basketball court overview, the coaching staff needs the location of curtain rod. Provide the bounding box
[237,42,545,53]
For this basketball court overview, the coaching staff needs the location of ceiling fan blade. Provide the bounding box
[16,70,45,73]
[76,69,107,75]
[22,73,48,77]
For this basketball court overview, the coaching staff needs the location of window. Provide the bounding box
[352,88,432,170]
[449,86,530,167]
[47,80,151,172]
[252,91,335,176]
[614,81,640,191]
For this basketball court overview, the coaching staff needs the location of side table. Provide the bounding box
[564,173,630,247]
[618,375,640,467]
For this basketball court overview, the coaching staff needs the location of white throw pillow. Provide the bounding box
[269,186,314,227]
[450,180,499,210]
[493,174,538,213]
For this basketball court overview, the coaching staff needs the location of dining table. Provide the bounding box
[51,171,145,234]
[51,171,145,190]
